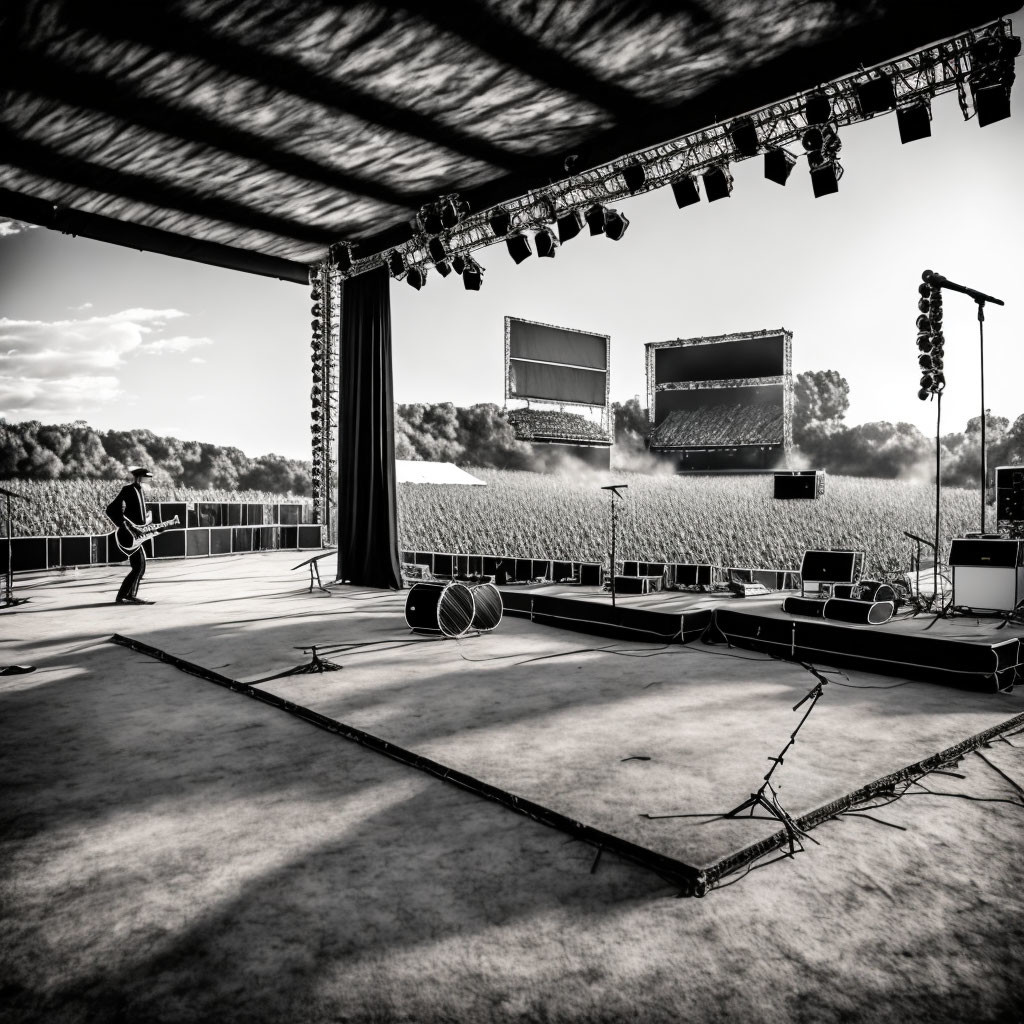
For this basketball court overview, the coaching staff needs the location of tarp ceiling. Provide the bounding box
[1,1,1019,282]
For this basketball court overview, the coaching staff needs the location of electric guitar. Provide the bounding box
[110,515,180,555]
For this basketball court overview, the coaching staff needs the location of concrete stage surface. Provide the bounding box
[4,552,1024,886]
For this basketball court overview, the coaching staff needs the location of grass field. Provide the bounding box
[4,471,978,576]
[397,469,978,574]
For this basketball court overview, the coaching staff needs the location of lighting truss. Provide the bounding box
[332,19,1016,278]
[310,263,338,540]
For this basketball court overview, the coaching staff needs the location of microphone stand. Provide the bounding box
[601,484,628,607]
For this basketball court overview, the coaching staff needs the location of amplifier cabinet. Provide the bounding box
[948,538,1023,568]
[951,565,1024,614]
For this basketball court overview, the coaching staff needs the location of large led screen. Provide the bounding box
[506,317,609,407]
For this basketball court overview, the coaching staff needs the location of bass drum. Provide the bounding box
[469,582,503,632]
[405,581,475,638]
[852,579,897,604]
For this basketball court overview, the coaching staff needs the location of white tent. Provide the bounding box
[394,461,485,485]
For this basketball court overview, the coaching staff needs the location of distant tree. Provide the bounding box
[834,421,932,478]
[454,403,533,469]
[793,370,850,442]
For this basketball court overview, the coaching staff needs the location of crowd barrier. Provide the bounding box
[2,501,323,574]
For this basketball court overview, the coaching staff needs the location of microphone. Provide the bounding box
[601,483,628,496]
[924,271,1004,306]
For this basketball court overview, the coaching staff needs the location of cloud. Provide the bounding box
[71,302,94,312]
[0,307,210,421]
[0,219,39,238]
[0,374,122,422]
[189,356,207,364]
[140,334,213,355]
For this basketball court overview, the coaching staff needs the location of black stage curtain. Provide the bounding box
[337,264,402,589]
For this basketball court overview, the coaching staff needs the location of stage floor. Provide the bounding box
[5,553,1024,879]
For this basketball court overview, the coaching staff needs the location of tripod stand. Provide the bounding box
[249,644,343,684]
[645,663,830,858]
[2,486,30,609]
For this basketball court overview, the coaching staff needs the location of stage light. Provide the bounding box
[810,160,842,197]
[802,127,823,152]
[406,266,426,290]
[535,226,559,257]
[918,388,930,401]
[557,209,585,242]
[603,209,629,241]
[917,335,932,352]
[856,73,896,115]
[764,148,797,186]
[922,269,936,285]
[326,243,349,274]
[311,319,322,333]
[428,237,447,263]
[918,282,931,297]
[730,117,759,157]
[805,92,831,125]
[420,207,443,235]
[622,163,646,192]
[435,260,452,277]
[311,409,321,422]
[462,257,483,290]
[918,297,931,313]
[916,314,932,331]
[702,165,733,201]
[506,232,533,264]
[451,255,467,275]
[919,353,934,370]
[311,303,321,317]
[671,175,700,208]
[897,99,932,143]
[822,126,842,156]
[387,251,405,277]
[489,209,512,237]
[586,204,607,235]
[439,197,465,230]
[311,385,322,399]
[973,82,1012,126]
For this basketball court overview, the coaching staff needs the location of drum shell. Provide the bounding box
[823,597,894,625]
[469,582,503,631]
[853,580,896,604]
[405,581,475,637]
[782,596,826,618]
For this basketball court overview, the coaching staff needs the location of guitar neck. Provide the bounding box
[137,518,179,536]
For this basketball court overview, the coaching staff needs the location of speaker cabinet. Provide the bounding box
[996,465,1024,524]
[799,550,860,589]
[782,596,826,617]
[774,471,824,499]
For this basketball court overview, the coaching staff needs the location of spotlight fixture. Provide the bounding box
[462,257,483,291]
[671,175,700,208]
[973,81,1012,126]
[622,163,646,192]
[535,226,559,258]
[489,209,512,237]
[915,271,945,400]
[855,73,896,116]
[311,303,322,317]
[419,208,443,235]
[435,260,452,278]
[427,236,448,263]
[556,209,585,243]
[729,117,759,157]
[802,127,823,152]
[506,232,533,264]
[328,242,352,273]
[810,160,843,197]
[439,196,467,230]
[897,99,932,143]
[702,165,733,202]
[387,251,405,278]
[603,209,629,241]
[764,148,797,186]
[585,204,607,235]
[451,255,467,275]
[406,266,427,290]
[804,92,831,125]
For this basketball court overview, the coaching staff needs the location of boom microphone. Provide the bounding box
[924,271,1004,306]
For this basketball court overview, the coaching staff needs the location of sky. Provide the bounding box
[1,61,1022,462]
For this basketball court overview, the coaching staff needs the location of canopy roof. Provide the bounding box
[1,1,1019,282]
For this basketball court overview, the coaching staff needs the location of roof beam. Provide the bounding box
[70,2,534,176]
[0,187,310,283]
[2,57,427,213]
[0,130,339,245]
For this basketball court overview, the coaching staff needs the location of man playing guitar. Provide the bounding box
[106,466,157,605]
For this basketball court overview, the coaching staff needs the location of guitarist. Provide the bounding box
[106,466,156,605]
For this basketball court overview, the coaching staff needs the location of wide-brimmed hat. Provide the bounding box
[128,466,154,478]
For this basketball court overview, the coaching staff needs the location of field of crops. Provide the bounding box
[397,469,980,575]
[4,471,981,576]
[0,479,311,537]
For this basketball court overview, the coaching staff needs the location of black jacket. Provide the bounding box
[105,483,147,528]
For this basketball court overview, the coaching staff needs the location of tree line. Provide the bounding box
[2,372,1021,489]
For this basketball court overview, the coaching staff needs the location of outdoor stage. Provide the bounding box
[4,551,1024,895]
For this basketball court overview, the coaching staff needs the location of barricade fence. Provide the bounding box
[401,551,803,591]
[3,501,322,574]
